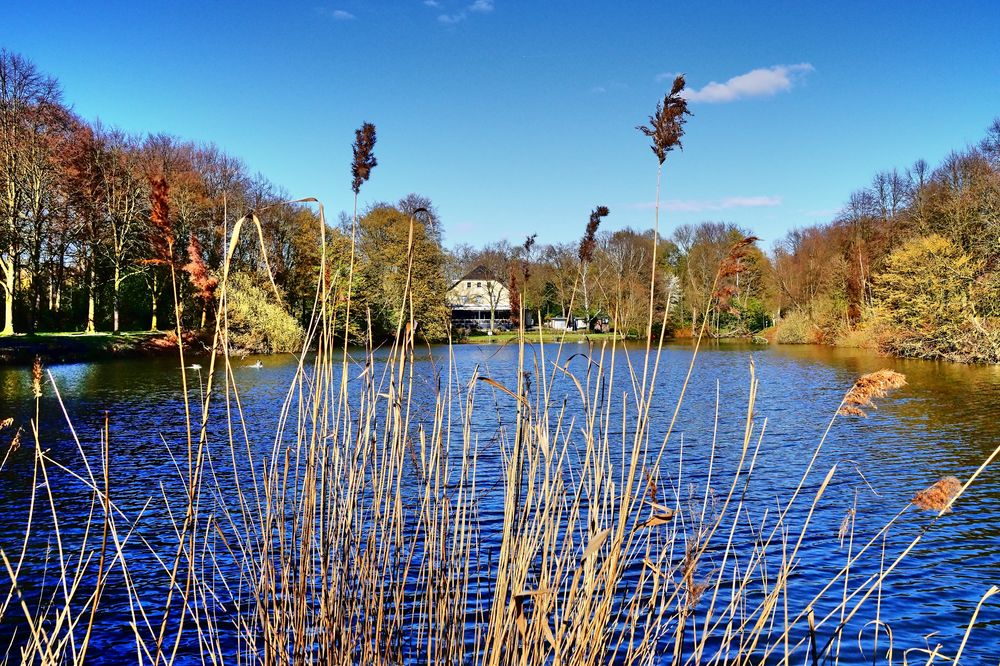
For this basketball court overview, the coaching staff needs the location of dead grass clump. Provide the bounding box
[838,369,907,417]
[912,476,963,513]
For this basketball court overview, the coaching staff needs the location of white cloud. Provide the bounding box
[317,7,356,19]
[684,63,813,103]
[630,196,782,212]
[438,0,493,23]
[654,71,679,83]
[718,196,783,208]
[590,85,607,95]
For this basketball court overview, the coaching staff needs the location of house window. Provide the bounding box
[476,282,481,287]
[467,282,471,288]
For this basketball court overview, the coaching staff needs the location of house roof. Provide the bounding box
[448,265,511,296]
[458,265,499,282]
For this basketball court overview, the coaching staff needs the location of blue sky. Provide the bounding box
[6,1,1000,249]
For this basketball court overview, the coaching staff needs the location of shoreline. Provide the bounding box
[0,332,178,366]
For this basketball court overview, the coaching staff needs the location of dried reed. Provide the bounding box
[351,121,377,195]
[838,369,908,417]
[912,476,963,512]
[636,74,691,165]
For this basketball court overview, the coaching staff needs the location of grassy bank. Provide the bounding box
[0,331,176,365]
[459,330,620,344]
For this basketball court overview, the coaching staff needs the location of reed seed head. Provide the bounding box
[31,356,42,398]
[912,476,963,512]
[837,369,907,417]
[9,427,22,453]
[637,74,692,165]
[522,233,537,282]
[150,175,170,236]
[837,508,856,547]
[579,205,609,263]
[642,467,659,503]
[351,122,378,195]
[149,174,174,263]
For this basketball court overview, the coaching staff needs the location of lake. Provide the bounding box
[0,341,998,663]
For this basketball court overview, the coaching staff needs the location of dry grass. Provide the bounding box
[1,202,998,666]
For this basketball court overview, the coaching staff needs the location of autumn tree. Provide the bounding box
[873,234,997,361]
[89,126,149,332]
[355,204,448,341]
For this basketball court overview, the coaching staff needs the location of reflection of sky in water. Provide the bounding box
[0,343,998,663]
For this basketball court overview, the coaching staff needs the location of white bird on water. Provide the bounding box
[187,363,202,370]
[248,360,263,369]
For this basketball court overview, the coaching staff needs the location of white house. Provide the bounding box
[446,266,510,330]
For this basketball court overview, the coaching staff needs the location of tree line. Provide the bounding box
[4,49,998,361]
[771,118,1000,362]
[0,51,766,348]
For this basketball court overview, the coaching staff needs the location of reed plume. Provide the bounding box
[8,427,21,453]
[578,205,609,263]
[509,267,521,327]
[31,356,42,398]
[148,174,173,263]
[837,369,907,417]
[637,74,692,164]
[912,476,963,512]
[521,233,536,281]
[351,121,378,194]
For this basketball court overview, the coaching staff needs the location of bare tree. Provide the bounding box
[0,49,63,334]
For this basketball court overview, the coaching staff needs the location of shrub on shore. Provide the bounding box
[222,271,304,354]
[774,310,815,344]
[872,234,1000,363]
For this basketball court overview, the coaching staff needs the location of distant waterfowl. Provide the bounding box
[248,360,263,369]
[187,363,202,371]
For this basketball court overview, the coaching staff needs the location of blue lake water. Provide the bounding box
[0,341,998,663]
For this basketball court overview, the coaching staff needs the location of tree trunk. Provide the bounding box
[86,259,96,333]
[54,249,65,316]
[113,264,120,334]
[150,274,158,331]
[1,256,13,336]
[28,237,41,334]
